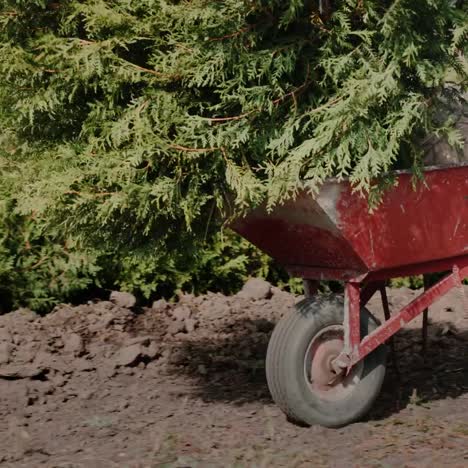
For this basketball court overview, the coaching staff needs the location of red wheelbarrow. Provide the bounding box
[232,164,468,427]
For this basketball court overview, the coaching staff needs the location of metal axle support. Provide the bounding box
[380,285,400,376]
[422,275,431,358]
[303,279,319,298]
[334,263,468,371]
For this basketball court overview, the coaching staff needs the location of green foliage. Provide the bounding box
[0,1,466,309]
[103,230,284,300]
[390,276,424,290]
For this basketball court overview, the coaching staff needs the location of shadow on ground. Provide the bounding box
[169,317,468,421]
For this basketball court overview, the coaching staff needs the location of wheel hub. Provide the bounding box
[305,326,363,400]
[310,337,345,389]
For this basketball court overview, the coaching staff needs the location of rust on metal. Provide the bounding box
[331,282,361,373]
[351,265,468,365]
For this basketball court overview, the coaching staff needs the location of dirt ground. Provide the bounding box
[1,280,468,468]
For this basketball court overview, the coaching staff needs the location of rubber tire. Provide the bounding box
[266,295,387,428]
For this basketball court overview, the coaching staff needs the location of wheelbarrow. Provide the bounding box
[232,164,468,428]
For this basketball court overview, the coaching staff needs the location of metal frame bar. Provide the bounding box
[344,282,361,357]
[360,281,385,307]
[422,275,431,357]
[338,262,468,369]
[287,253,468,284]
[365,255,468,283]
[303,279,319,298]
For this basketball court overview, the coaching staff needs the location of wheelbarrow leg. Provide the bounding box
[380,284,401,409]
[379,285,400,380]
[422,275,431,360]
[303,279,319,298]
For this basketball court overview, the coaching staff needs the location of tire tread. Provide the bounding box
[266,296,386,427]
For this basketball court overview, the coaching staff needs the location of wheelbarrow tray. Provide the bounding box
[232,164,468,281]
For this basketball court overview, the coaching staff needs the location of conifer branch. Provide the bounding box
[78,39,95,46]
[122,59,180,80]
[204,65,313,123]
[208,26,253,42]
[64,190,113,198]
[24,256,50,271]
[203,110,256,123]
[169,144,219,153]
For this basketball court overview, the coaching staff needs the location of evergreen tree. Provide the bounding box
[0,1,466,308]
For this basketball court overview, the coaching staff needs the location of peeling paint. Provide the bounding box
[316,182,343,228]
[453,216,461,237]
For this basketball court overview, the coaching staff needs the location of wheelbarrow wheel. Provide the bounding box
[266,295,386,428]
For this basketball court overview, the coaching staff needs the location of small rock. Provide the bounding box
[39,381,55,396]
[145,361,161,372]
[172,306,191,321]
[168,349,186,365]
[167,320,185,335]
[114,344,142,367]
[125,336,152,347]
[184,318,197,334]
[46,306,75,325]
[144,342,160,360]
[91,313,115,332]
[79,390,94,400]
[18,308,38,322]
[27,393,39,406]
[94,301,114,312]
[0,342,13,365]
[12,334,22,345]
[97,362,117,380]
[51,373,66,388]
[243,321,257,333]
[0,328,12,343]
[103,346,115,359]
[241,348,252,358]
[0,364,45,379]
[110,291,137,309]
[237,278,272,301]
[254,318,274,333]
[34,352,69,374]
[197,300,231,320]
[152,299,168,311]
[173,332,189,341]
[63,333,85,356]
[120,400,130,410]
[270,286,295,305]
[197,364,208,375]
[19,342,40,363]
[74,358,96,372]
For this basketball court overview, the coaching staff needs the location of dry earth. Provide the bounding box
[1,280,468,467]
